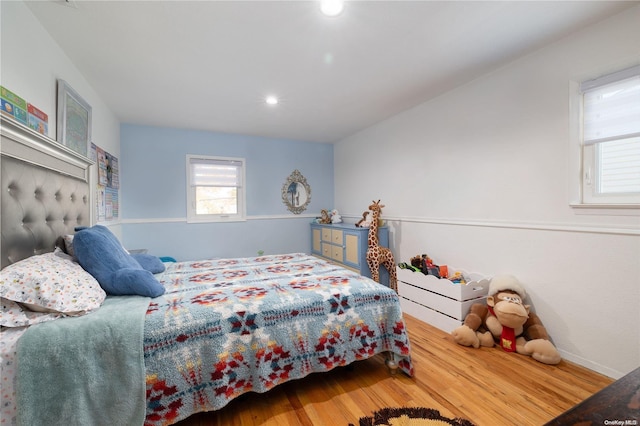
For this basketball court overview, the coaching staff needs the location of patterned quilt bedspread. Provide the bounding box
[143,253,413,425]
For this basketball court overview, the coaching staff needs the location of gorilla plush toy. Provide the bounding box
[451,274,561,365]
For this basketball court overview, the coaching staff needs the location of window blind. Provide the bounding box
[581,65,640,195]
[190,158,243,187]
[582,65,640,145]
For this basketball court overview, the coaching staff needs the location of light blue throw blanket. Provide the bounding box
[16,295,150,426]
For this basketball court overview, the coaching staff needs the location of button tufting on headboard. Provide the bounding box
[1,155,91,269]
[2,117,94,268]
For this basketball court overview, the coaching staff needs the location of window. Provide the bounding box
[579,65,640,206]
[186,155,246,222]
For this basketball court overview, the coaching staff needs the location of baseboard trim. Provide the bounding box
[557,349,623,380]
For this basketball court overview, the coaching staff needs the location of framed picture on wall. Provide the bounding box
[56,79,91,157]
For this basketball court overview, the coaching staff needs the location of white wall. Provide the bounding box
[1,0,121,231]
[335,6,640,379]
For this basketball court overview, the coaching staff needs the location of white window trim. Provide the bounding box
[186,154,247,223]
[568,68,640,215]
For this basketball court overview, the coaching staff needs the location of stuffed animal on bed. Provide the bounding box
[451,274,561,365]
[73,225,165,298]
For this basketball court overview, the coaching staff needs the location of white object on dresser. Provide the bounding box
[397,266,489,332]
[310,223,390,287]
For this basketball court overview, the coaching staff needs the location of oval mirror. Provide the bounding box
[282,169,311,214]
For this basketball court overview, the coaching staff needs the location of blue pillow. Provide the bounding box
[131,253,165,274]
[73,225,165,297]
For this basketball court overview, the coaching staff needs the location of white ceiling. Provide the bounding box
[25,0,636,143]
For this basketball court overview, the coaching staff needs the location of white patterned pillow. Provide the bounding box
[0,297,62,327]
[0,248,106,321]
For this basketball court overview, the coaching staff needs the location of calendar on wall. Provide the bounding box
[90,142,119,222]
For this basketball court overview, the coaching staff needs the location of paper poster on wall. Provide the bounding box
[92,143,120,221]
[97,185,106,222]
[105,186,119,219]
[105,152,119,189]
[105,190,113,220]
[96,146,108,186]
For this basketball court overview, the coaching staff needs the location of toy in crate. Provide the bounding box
[413,254,441,277]
[399,253,468,284]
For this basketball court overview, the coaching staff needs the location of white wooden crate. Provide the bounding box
[397,266,490,332]
[399,297,463,334]
[397,268,489,301]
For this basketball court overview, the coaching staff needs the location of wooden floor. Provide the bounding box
[174,314,613,426]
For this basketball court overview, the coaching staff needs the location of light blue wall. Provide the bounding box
[120,124,333,260]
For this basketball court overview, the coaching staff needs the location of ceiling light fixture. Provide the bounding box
[265,96,279,106]
[320,0,344,17]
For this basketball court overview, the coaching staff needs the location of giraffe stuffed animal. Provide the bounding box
[366,200,398,292]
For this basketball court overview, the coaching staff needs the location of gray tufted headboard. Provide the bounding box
[1,117,93,269]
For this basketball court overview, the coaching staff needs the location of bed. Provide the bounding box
[0,117,414,426]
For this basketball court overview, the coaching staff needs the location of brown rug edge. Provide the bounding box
[350,407,476,426]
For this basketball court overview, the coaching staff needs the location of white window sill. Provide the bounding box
[187,217,247,224]
[570,203,640,216]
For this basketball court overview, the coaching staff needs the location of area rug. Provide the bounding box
[351,407,476,426]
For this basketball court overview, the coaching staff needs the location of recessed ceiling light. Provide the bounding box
[320,0,344,17]
[265,96,279,106]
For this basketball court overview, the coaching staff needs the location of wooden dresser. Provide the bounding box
[310,223,390,287]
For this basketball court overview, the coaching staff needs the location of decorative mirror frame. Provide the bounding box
[282,169,311,214]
